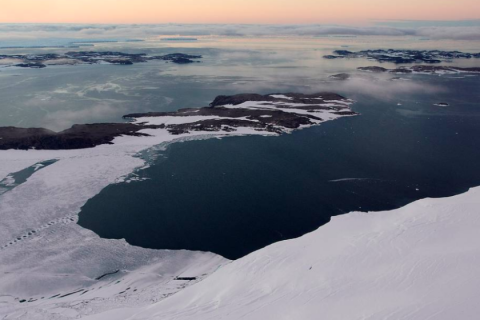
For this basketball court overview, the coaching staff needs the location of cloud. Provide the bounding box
[41,103,126,131]
[0,23,479,42]
[329,75,445,101]
[415,27,480,40]
[222,72,445,102]
[374,19,480,28]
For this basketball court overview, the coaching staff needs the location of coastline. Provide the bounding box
[124,185,480,320]
[2,105,479,318]
[0,93,356,317]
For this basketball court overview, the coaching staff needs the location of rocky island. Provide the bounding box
[328,73,351,80]
[0,93,357,150]
[0,52,202,68]
[323,49,480,64]
[358,65,480,74]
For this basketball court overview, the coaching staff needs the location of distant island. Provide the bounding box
[0,93,357,150]
[357,65,480,74]
[0,52,202,68]
[324,49,480,64]
[328,73,350,80]
[160,38,198,41]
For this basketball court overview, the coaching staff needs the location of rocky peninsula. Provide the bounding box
[0,93,357,150]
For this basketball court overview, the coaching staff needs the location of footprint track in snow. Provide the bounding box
[0,215,78,250]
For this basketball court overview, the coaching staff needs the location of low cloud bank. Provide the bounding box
[331,76,445,101]
[0,23,479,41]
[41,103,126,131]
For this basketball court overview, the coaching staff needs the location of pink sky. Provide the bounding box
[0,0,479,24]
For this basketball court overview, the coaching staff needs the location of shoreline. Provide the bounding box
[0,92,356,316]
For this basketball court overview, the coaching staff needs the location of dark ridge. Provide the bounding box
[95,269,120,280]
[329,73,351,80]
[58,289,85,298]
[410,66,480,73]
[15,63,46,68]
[357,66,389,73]
[104,59,134,65]
[0,123,159,150]
[333,50,353,56]
[323,55,342,59]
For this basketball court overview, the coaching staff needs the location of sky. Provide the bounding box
[0,0,479,24]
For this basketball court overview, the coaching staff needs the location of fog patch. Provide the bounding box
[41,103,127,131]
[322,75,446,101]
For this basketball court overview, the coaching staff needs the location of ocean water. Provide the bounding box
[1,36,479,259]
[1,36,479,130]
[78,75,480,259]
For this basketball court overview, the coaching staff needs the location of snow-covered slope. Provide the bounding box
[118,187,480,320]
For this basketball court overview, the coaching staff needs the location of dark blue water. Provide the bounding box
[78,76,480,260]
[0,159,58,195]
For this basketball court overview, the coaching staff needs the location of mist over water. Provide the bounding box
[0,36,479,130]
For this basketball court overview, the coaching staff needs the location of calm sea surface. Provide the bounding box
[78,75,480,259]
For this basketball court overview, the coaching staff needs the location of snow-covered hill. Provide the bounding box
[105,187,480,320]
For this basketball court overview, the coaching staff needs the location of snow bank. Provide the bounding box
[123,187,480,320]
